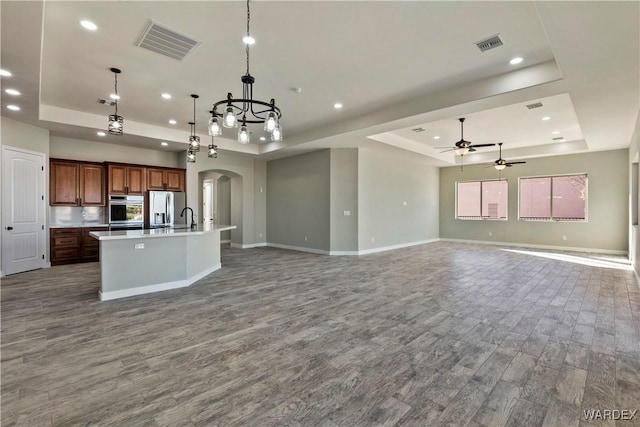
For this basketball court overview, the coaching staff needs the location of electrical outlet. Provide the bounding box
[489,232,492,237]
[344,210,351,216]
[403,201,407,206]
[260,187,264,193]
[134,243,145,250]
[304,236,308,241]
[259,233,263,238]
[562,235,567,241]
[371,237,375,243]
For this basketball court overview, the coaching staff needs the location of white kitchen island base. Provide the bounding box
[90,224,236,301]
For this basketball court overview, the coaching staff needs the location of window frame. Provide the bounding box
[517,173,588,222]
[455,178,508,221]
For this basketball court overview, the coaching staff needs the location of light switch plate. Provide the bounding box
[134,243,145,250]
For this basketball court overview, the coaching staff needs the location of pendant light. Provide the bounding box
[107,67,124,135]
[189,94,200,152]
[208,136,218,158]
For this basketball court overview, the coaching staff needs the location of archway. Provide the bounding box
[198,170,243,247]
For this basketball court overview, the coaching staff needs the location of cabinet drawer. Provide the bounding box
[83,237,99,248]
[52,235,81,247]
[51,228,81,236]
[52,247,80,260]
[82,247,100,259]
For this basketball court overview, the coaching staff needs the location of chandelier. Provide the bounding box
[107,67,123,135]
[208,0,282,144]
[186,94,199,163]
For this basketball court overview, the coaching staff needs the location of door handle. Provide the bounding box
[6,226,13,230]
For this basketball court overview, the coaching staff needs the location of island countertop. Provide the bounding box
[90,224,236,240]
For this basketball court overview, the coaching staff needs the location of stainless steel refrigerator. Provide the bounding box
[148,191,187,228]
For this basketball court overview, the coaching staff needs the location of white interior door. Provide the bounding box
[2,146,46,275]
[203,179,214,223]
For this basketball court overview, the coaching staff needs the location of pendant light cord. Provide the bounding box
[246,0,251,76]
[114,72,118,116]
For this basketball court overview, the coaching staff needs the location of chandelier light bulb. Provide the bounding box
[208,143,218,158]
[242,35,255,45]
[238,123,250,144]
[271,124,282,142]
[264,111,277,132]
[189,135,200,152]
[208,116,222,136]
[224,106,237,128]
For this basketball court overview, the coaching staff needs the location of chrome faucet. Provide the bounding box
[180,207,196,229]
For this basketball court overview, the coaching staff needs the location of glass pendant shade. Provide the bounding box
[189,135,200,152]
[208,143,218,158]
[495,164,507,171]
[238,123,250,144]
[223,106,237,128]
[264,111,278,132]
[208,116,222,136]
[186,150,196,163]
[454,147,469,156]
[108,114,124,135]
[271,124,282,142]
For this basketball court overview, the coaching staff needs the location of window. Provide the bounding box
[456,180,508,220]
[519,174,587,221]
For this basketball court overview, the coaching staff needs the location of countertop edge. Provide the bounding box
[90,225,236,240]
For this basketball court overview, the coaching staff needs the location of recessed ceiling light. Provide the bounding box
[0,69,11,77]
[80,20,98,31]
[259,136,266,141]
[161,93,172,100]
[242,35,256,45]
[510,57,523,65]
[542,116,551,121]
[169,119,177,125]
[334,103,343,109]
[433,135,440,140]
[5,89,20,96]
[110,94,120,100]
[161,141,169,146]
[97,131,106,136]
[7,105,20,111]
[552,130,560,135]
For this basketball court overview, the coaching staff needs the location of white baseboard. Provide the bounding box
[230,242,267,249]
[45,262,51,268]
[267,242,330,255]
[356,239,440,255]
[221,239,231,244]
[99,263,221,301]
[439,238,628,256]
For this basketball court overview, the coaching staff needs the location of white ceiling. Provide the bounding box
[1,1,638,166]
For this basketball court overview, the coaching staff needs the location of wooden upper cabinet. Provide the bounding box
[50,160,105,206]
[146,167,185,192]
[50,160,79,206]
[79,164,106,206]
[107,164,146,195]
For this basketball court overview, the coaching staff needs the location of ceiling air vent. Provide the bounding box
[97,98,116,106]
[136,20,201,61]
[475,35,503,52]
[412,127,426,133]
[526,102,544,109]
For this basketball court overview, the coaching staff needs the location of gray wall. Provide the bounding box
[358,146,440,251]
[267,149,331,251]
[330,149,358,252]
[217,176,231,241]
[629,111,640,272]
[50,136,181,167]
[186,151,266,247]
[440,149,628,252]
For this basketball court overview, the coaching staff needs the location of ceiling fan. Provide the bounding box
[438,118,496,156]
[492,142,526,170]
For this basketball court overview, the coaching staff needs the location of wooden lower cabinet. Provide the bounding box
[50,226,108,265]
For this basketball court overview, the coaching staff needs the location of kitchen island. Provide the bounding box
[90,224,236,301]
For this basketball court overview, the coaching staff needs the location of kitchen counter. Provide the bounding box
[50,223,109,228]
[90,224,236,301]
[89,224,235,240]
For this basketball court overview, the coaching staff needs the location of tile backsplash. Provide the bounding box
[50,206,106,225]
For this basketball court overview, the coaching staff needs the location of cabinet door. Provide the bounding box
[79,164,106,206]
[126,166,146,195]
[147,168,166,190]
[50,161,79,206]
[165,169,185,191]
[108,165,127,194]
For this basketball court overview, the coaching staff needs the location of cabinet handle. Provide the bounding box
[79,198,82,206]
[76,198,79,206]
[125,186,129,194]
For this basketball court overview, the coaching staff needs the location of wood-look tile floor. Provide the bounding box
[2,242,640,426]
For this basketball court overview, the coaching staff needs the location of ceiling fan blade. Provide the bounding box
[468,147,477,152]
[507,161,526,165]
[440,148,455,153]
[470,143,496,148]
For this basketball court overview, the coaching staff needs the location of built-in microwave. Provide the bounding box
[108,195,144,228]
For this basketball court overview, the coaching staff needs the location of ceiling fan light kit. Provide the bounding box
[493,142,526,171]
